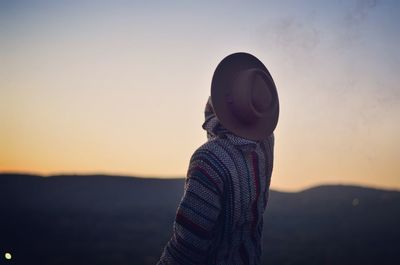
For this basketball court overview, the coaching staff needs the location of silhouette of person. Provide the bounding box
[157,53,279,265]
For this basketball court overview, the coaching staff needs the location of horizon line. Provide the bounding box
[1,170,399,193]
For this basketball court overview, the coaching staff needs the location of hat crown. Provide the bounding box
[211,52,279,140]
[230,68,274,124]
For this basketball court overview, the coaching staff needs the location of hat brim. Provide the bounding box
[211,52,279,141]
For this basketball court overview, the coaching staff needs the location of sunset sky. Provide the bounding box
[1,0,399,191]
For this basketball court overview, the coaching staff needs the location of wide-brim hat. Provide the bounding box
[211,52,279,141]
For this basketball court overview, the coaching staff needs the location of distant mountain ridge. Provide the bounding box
[1,173,399,265]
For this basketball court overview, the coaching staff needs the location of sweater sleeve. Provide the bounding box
[157,150,224,265]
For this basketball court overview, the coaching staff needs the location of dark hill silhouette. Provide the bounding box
[1,173,399,265]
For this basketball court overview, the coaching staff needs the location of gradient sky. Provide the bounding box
[1,0,399,191]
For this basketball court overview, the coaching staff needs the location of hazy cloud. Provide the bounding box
[345,0,378,26]
[258,14,321,65]
[337,0,380,48]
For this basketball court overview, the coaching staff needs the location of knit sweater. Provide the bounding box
[157,98,275,265]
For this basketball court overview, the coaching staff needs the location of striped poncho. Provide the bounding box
[157,98,275,265]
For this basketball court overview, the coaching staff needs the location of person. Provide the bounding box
[157,52,279,265]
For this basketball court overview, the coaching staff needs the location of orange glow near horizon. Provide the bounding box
[1,1,399,192]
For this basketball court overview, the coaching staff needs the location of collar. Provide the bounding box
[225,133,258,151]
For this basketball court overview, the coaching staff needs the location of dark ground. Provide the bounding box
[1,173,399,265]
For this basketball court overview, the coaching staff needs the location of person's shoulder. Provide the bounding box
[188,138,228,191]
[190,137,228,162]
[189,137,231,172]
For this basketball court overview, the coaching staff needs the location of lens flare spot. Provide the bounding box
[352,198,360,207]
[5,252,12,260]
